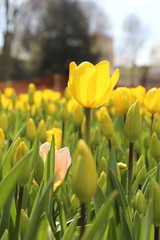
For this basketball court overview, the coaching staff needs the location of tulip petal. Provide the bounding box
[54,147,71,190]
[111,68,120,88]
[39,143,71,191]
[39,142,51,164]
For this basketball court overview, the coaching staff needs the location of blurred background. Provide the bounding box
[0,0,160,92]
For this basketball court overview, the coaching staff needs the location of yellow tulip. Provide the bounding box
[47,128,62,149]
[113,87,131,114]
[68,61,120,108]
[144,88,160,114]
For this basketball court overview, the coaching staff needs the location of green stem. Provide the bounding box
[128,142,134,205]
[84,108,91,146]
[14,186,24,240]
[155,226,159,240]
[108,139,111,152]
[78,126,82,139]
[80,203,86,239]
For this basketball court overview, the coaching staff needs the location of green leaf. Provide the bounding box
[120,209,132,240]
[133,211,141,240]
[23,176,55,240]
[142,200,153,240]
[58,201,67,236]
[82,191,117,240]
[1,127,25,177]
[35,213,55,240]
[156,162,160,184]
[0,150,32,213]
[61,214,79,240]
[132,166,146,194]
[93,184,106,215]
[0,229,8,240]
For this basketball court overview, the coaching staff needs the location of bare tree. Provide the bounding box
[122,14,148,66]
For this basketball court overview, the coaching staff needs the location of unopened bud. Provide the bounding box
[71,194,80,211]
[133,190,146,215]
[117,162,127,175]
[150,132,160,161]
[20,209,29,239]
[72,139,97,203]
[28,83,36,106]
[60,99,68,121]
[152,113,160,137]
[150,181,160,226]
[0,128,5,148]
[10,137,21,166]
[38,119,47,143]
[73,104,84,126]
[13,142,31,186]
[26,118,36,141]
[97,171,106,187]
[101,112,114,139]
[0,112,8,132]
[98,157,107,175]
[135,155,147,184]
[124,100,141,143]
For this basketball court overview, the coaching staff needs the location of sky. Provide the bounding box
[1,0,160,66]
[83,0,160,66]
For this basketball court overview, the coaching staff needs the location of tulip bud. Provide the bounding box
[124,100,141,143]
[152,113,160,137]
[60,99,68,121]
[117,162,127,175]
[96,106,107,123]
[150,181,160,227]
[133,190,146,215]
[91,126,100,147]
[97,171,106,187]
[64,87,72,101]
[38,119,47,143]
[98,157,107,175]
[0,128,5,148]
[71,194,80,211]
[20,209,29,239]
[13,142,31,186]
[150,132,160,161]
[10,137,21,166]
[28,83,36,106]
[72,139,97,203]
[101,112,114,139]
[33,155,44,185]
[0,112,8,132]
[73,104,84,126]
[135,155,147,184]
[26,118,36,141]
[47,103,57,116]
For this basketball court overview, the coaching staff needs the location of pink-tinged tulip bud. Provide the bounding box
[39,142,71,190]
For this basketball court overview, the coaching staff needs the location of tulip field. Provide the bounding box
[0,61,160,240]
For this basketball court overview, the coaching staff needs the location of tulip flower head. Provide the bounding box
[68,61,120,108]
[39,142,71,190]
